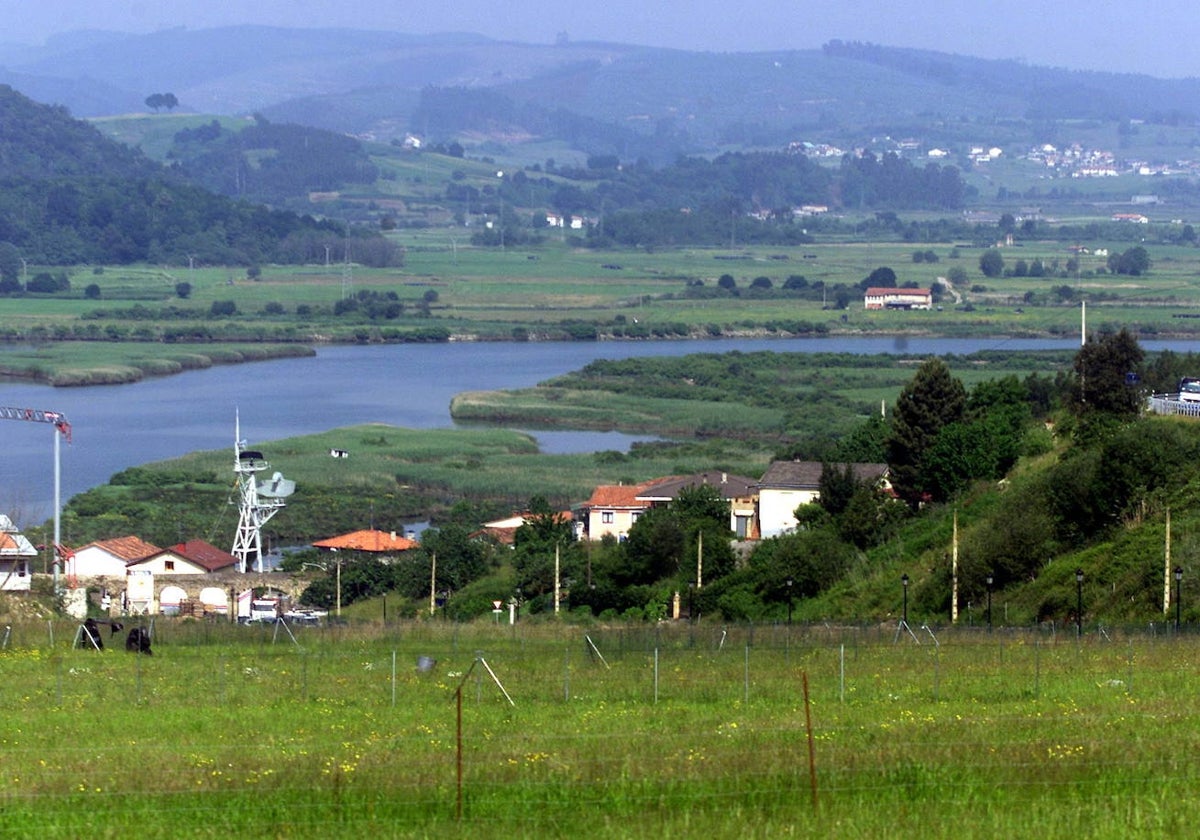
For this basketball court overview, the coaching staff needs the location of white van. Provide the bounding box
[1179,378,1200,403]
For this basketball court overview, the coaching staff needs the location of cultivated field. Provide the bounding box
[7,235,1200,386]
[3,618,1198,838]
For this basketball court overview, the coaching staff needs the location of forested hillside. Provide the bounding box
[0,84,156,179]
[0,86,395,267]
[169,115,379,206]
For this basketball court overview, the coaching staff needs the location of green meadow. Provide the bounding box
[2,620,1198,838]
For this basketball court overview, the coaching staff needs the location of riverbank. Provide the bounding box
[0,343,316,386]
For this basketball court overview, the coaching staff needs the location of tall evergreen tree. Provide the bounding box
[1070,328,1144,417]
[885,357,967,505]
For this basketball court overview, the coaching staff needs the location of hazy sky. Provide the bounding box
[2,0,1198,78]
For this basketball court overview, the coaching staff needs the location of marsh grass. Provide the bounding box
[3,620,1200,837]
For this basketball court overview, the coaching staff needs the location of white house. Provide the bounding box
[757,461,889,537]
[70,536,161,579]
[0,514,36,592]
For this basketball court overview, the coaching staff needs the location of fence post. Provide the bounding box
[839,643,845,703]
[1034,639,1041,698]
[744,643,750,704]
[653,648,659,704]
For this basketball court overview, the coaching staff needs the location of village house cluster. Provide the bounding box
[1,462,890,617]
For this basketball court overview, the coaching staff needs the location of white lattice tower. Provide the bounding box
[231,413,289,573]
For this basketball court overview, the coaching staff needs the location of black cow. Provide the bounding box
[79,618,104,650]
[78,619,123,650]
[126,627,152,655]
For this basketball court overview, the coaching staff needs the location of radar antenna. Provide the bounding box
[231,410,294,573]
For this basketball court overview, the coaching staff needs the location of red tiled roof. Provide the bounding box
[865,287,931,297]
[313,530,419,553]
[167,539,239,572]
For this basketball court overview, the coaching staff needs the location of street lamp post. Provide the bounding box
[901,573,909,626]
[986,573,993,632]
[786,578,794,626]
[1175,567,1183,632]
[1075,568,1084,638]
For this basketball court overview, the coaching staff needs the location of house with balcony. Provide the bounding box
[0,514,36,592]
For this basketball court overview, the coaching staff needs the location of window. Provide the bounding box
[164,560,175,571]
[601,511,614,524]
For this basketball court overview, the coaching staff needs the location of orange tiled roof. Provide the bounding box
[82,536,160,562]
[0,532,36,556]
[585,480,668,509]
[313,530,419,553]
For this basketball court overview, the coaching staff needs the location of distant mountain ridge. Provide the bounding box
[4,27,1200,157]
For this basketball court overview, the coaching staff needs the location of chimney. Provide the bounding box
[390,531,397,540]
[721,472,728,484]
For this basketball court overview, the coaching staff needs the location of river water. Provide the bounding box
[0,335,1192,518]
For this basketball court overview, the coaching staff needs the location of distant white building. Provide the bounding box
[864,287,933,310]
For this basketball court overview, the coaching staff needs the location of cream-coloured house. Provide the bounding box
[634,471,759,539]
[583,480,663,541]
[757,461,889,537]
[128,539,240,576]
[584,472,760,540]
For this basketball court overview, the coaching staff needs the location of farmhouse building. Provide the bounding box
[864,288,933,310]
[129,539,240,576]
[70,535,161,579]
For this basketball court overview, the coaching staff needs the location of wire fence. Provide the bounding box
[3,620,1200,836]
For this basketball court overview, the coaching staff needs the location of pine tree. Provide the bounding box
[885,357,967,505]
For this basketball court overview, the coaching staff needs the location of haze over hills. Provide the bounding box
[4,26,1200,160]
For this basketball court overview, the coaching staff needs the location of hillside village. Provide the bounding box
[1,460,889,620]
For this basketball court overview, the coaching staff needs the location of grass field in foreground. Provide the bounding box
[2,619,1199,838]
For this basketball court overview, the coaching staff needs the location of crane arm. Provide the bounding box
[0,406,71,442]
